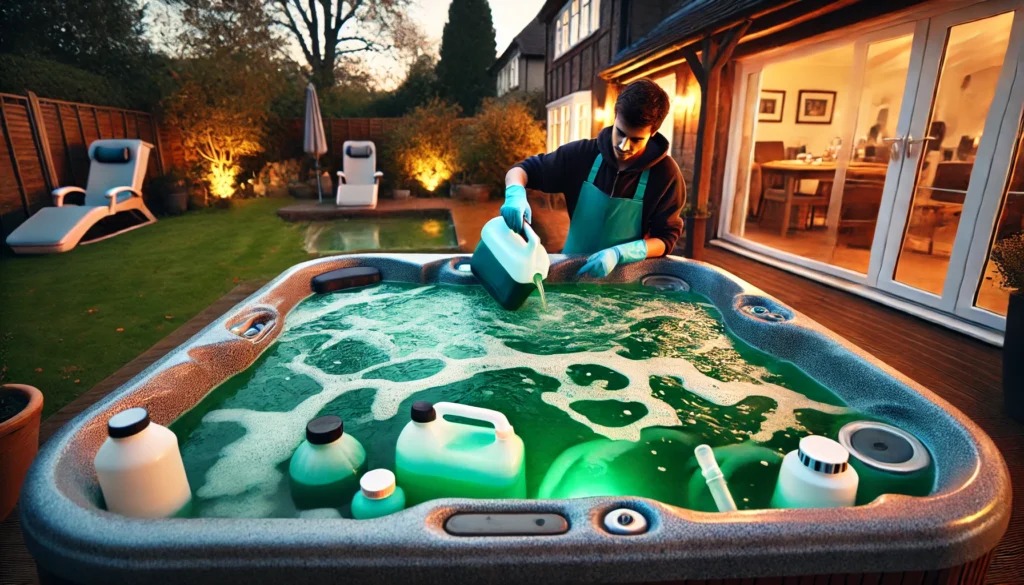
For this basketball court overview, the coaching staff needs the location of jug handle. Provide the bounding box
[521,221,539,250]
[434,402,515,440]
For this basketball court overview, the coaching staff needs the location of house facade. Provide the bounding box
[536,0,1023,344]
[491,20,547,99]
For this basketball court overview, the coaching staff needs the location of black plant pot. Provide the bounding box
[1006,291,1024,422]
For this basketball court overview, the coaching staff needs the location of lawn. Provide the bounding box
[0,198,310,418]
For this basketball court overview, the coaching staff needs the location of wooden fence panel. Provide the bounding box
[0,98,26,219]
[39,102,70,187]
[61,104,90,186]
[2,97,49,213]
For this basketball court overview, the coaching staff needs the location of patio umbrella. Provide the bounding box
[303,83,329,203]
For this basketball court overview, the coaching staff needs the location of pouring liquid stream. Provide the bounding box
[533,273,548,311]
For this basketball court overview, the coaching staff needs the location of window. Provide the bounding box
[547,91,593,151]
[553,0,600,58]
[510,52,519,89]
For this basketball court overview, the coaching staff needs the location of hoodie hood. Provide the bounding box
[597,126,670,172]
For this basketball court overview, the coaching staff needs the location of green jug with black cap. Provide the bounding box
[288,415,367,509]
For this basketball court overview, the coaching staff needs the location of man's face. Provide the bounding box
[611,114,654,165]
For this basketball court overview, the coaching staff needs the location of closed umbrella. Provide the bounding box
[303,83,329,203]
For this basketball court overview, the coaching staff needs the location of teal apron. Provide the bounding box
[562,153,650,255]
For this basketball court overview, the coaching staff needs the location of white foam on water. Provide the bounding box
[189,283,848,514]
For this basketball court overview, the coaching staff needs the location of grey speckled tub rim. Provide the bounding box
[18,253,1012,584]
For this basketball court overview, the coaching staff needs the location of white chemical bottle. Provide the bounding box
[771,435,859,509]
[94,407,192,518]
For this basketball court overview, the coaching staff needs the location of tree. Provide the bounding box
[269,0,415,89]
[162,0,286,199]
[436,0,496,116]
[374,54,440,117]
[0,0,165,107]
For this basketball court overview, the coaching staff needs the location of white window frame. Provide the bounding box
[553,0,600,59]
[547,91,593,151]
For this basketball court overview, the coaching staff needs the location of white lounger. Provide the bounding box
[6,139,157,254]
[335,141,382,208]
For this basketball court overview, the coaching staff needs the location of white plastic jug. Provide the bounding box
[771,435,859,509]
[471,217,550,310]
[395,401,526,506]
[94,407,192,518]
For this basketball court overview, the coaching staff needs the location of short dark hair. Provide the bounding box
[614,79,671,131]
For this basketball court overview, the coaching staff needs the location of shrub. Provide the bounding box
[460,97,545,191]
[0,54,133,108]
[385,99,464,195]
[992,232,1024,293]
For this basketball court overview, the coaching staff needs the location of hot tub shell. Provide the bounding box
[19,254,1012,584]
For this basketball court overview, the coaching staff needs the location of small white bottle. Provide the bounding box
[771,435,859,509]
[94,407,192,518]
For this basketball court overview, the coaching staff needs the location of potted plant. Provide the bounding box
[392,185,411,200]
[449,174,492,202]
[151,169,189,215]
[682,204,713,261]
[992,232,1024,422]
[0,384,43,519]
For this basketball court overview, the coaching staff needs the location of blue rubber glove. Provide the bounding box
[500,184,531,233]
[577,240,648,278]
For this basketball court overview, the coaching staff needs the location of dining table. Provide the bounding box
[759,159,889,237]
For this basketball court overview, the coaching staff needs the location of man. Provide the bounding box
[502,79,685,278]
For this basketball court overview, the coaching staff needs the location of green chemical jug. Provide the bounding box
[351,469,406,519]
[470,217,550,310]
[289,415,367,509]
[395,401,526,506]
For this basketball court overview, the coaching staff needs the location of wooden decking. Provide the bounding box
[0,247,1019,585]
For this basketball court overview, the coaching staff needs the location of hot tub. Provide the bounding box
[19,254,1011,584]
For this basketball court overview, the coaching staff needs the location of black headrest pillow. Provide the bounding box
[346,145,373,158]
[93,146,132,163]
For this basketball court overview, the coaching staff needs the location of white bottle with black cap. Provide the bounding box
[771,435,859,509]
[94,407,192,518]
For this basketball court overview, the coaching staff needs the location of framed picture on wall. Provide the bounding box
[758,90,785,123]
[796,90,837,124]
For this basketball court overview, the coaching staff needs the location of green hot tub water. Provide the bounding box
[170,283,933,518]
[303,217,458,254]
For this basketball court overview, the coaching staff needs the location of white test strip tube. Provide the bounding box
[695,444,738,512]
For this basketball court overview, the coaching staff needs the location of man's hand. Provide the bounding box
[500,185,532,233]
[576,240,648,278]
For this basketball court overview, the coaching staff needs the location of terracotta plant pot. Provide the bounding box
[165,190,188,216]
[684,215,709,261]
[1005,291,1023,422]
[0,384,43,520]
[451,184,491,202]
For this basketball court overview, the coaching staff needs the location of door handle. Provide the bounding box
[882,136,904,161]
[905,134,937,158]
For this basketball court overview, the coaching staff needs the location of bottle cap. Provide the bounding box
[360,469,396,500]
[306,415,344,445]
[798,435,850,475]
[411,401,436,423]
[107,407,150,439]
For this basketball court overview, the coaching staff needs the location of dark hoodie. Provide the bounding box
[514,127,685,252]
